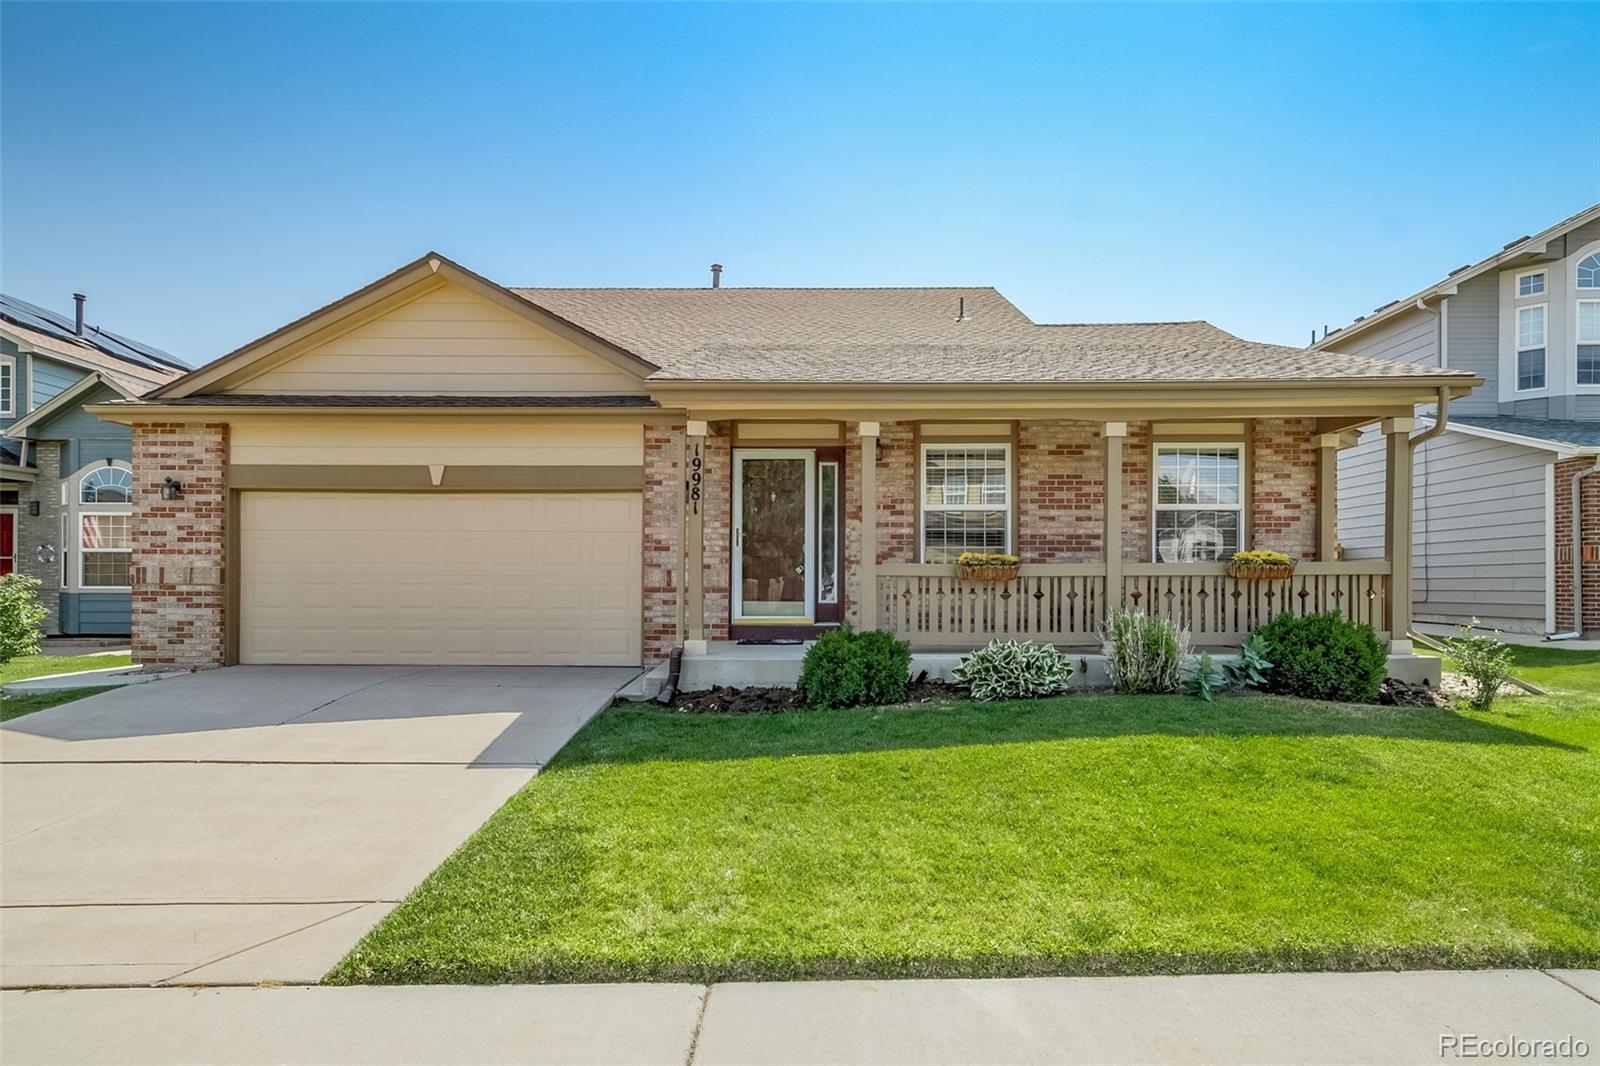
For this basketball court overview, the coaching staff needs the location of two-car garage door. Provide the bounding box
[239,492,641,665]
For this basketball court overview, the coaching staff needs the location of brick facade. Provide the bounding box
[701,434,732,643]
[1553,457,1600,635]
[1250,417,1319,560]
[642,426,682,664]
[17,441,63,634]
[131,423,227,668]
[1017,421,1102,562]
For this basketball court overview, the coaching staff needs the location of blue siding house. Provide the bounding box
[1,294,187,635]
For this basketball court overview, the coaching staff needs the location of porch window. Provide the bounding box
[1516,304,1547,391]
[1154,445,1243,562]
[921,444,1010,563]
[80,513,131,588]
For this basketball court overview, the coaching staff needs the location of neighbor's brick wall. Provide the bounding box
[131,423,227,668]
[1553,457,1600,635]
[1251,418,1319,560]
[1017,421,1102,562]
[642,425,681,664]
[17,441,63,635]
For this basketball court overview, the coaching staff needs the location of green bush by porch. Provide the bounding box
[330,664,1599,984]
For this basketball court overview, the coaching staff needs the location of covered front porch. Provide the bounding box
[655,383,1449,667]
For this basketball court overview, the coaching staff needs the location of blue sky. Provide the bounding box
[3,2,1597,365]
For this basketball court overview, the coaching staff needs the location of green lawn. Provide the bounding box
[330,658,1599,985]
[1,688,115,722]
[0,652,131,686]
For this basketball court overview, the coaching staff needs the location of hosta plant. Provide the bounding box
[1185,653,1228,702]
[1223,632,1274,689]
[954,639,1076,702]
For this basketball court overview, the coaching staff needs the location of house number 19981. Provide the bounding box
[688,442,703,516]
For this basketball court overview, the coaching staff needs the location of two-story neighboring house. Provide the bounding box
[0,294,187,635]
[1321,203,1600,637]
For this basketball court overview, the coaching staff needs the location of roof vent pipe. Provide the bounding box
[710,263,722,289]
[73,293,86,336]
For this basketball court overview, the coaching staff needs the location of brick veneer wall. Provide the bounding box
[1251,418,1319,560]
[1553,457,1600,635]
[1121,423,1153,560]
[131,423,227,667]
[642,426,682,664]
[702,434,732,642]
[17,441,63,634]
[1017,421,1102,562]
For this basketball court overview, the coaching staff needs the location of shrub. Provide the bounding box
[1223,632,1274,689]
[1100,607,1189,694]
[1184,653,1227,702]
[1255,611,1386,704]
[954,639,1076,702]
[798,624,912,709]
[855,628,913,706]
[1442,619,1515,711]
[0,573,47,665]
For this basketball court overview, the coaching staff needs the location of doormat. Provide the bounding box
[735,638,805,646]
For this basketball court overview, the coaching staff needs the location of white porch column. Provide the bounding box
[1317,432,1341,562]
[858,421,880,630]
[1103,422,1126,610]
[1383,417,1415,653]
[685,420,708,654]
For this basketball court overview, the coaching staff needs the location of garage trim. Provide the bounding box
[228,464,644,491]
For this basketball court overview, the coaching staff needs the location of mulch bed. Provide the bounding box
[622,675,972,715]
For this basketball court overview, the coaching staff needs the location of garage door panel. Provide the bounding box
[240,492,641,666]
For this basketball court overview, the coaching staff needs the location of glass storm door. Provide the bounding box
[733,450,815,620]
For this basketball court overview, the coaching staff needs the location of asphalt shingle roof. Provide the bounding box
[0,294,189,372]
[1452,416,1600,450]
[513,287,1473,384]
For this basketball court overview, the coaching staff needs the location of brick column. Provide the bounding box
[131,423,227,668]
[642,424,682,664]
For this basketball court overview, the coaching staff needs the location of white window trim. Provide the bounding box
[1152,442,1247,561]
[0,355,14,418]
[79,465,133,504]
[918,442,1012,563]
[1576,298,1600,389]
[1515,302,1549,394]
[1515,268,1547,299]
[66,460,134,593]
[1577,251,1600,291]
[78,511,132,591]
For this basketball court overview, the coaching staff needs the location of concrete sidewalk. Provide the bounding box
[3,969,1595,1065]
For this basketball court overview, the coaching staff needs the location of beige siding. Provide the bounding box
[240,492,643,665]
[233,283,647,396]
[229,417,643,466]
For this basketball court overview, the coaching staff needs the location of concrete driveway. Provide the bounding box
[0,665,636,988]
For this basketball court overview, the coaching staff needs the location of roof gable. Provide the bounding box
[154,253,655,399]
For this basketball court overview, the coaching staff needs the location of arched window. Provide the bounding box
[80,466,133,504]
[1579,253,1600,290]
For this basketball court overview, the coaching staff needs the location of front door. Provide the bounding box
[733,450,814,621]
[0,512,13,576]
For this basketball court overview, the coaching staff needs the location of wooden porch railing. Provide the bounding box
[876,560,1391,649]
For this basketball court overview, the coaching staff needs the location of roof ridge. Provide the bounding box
[511,285,1003,292]
[1034,319,1211,327]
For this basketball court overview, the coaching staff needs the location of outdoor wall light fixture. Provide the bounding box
[160,477,183,501]
[875,440,885,463]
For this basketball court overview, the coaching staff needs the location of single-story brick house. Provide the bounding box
[90,253,1478,670]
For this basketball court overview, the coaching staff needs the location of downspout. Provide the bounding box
[1549,455,1600,641]
[1401,386,1452,645]
[1412,297,1447,604]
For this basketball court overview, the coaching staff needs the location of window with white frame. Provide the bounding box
[1154,444,1243,562]
[1579,252,1600,290]
[1517,270,1546,297]
[0,357,12,418]
[920,444,1010,562]
[80,513,130,588]
[80,466,133,503]
[1516,304,1547,391]
[1579,300,1600,386]
[72,462,133,589]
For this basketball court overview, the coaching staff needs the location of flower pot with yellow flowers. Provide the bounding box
[956,552,1021,583]
[1225,550,1296,581]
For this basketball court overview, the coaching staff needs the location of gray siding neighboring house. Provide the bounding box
[0,295,186,636]
[1325,204,1600,636]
